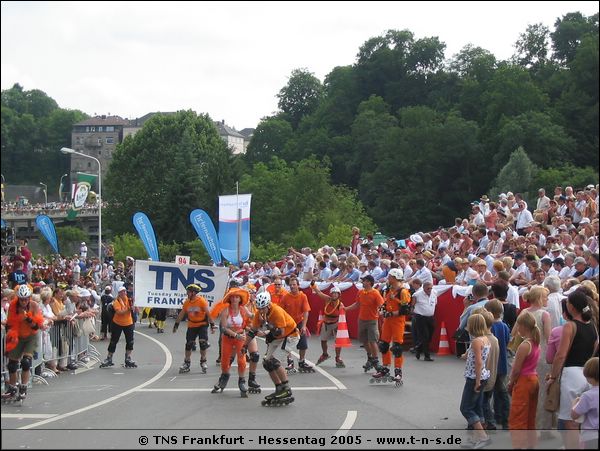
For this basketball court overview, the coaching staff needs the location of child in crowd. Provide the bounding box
[572,357,599,450]
[485,299,511,429]
[508,311,541,449]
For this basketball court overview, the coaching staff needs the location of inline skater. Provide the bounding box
[211,288,250,397]
[2,285,45,404]
[370,268,411,386]
[99,286,137,368]
[280,277,313,373]
[311,283,345,367]
[244,291,299,406]
[173,284,215,374]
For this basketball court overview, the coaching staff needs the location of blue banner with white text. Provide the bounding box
[189,209,222,265]
[132,212,160,261]
[35,215,59,254]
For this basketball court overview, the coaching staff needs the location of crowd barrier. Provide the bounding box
[299,282,526,355]
[1,316,101,390]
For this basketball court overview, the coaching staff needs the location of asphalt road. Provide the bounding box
[1,318,563,450]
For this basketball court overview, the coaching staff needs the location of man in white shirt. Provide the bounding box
[412,282,437,361]
[472,205,485,227]
[410,259,433,285]
[536,188,550,211]
[515,201,533,235]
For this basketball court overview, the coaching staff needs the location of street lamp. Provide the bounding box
[61,147,102,260]
[59,173,68,202]
[39,182,48,205]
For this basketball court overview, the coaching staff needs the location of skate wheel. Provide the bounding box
[369,378,375,383]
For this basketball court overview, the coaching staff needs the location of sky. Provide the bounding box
[2,1,598,130]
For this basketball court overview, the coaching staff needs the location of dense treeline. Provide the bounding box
[1,83,88,188]
[245,12,599,237]
[2,12,598,259]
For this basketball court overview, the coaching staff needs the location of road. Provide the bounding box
[1,318,560,449]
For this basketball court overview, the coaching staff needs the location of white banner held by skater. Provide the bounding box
[134,260,228,309]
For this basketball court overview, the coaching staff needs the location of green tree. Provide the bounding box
[493,111,576,169]
[244,117,293,165]
[239,157,375,245]
[532,164,598,193]
[514,23,550,70]
[277,68,324,129]
[489,147,537,203]
[50,226,89,256]
[104,110,234,243]
[112,233,147,262]
[551,12,598,64]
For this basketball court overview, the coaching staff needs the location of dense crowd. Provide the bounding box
[1,183,598,447]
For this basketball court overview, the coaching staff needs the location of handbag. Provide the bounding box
[544,375,561,412]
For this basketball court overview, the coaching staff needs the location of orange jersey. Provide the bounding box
[251,304,298,337]
[182,295,209,327]
[279,291,311,325]
[356,288,384,321]
[383,287,411,319]
[267,285,288,305]
[112,296,134,327]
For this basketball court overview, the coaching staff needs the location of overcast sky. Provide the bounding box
[2,1,598,130]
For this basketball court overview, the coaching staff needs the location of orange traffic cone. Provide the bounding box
[437,321,452,356]
[335,306,352,348]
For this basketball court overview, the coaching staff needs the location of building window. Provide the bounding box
[106,137,114,144]
[90,126,96,132]
[88,162,91,169]
[98,126,103,132]
[86,126,90,132]
[106,126,114,132]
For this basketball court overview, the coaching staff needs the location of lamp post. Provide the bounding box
[59,173,68,202]
[39,182,48,205]
[61,147,102,260]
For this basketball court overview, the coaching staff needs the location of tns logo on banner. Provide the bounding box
[134,260,229,308]
[132,212,160,261]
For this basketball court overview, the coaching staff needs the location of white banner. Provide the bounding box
[218,194,252,220]
[134,260,229,309]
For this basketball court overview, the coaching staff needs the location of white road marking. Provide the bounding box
[169,376,177,382]
[136,386,339,392]
[256,337,347,390]
[2,414,57,419]
[335,410,358,436]
[19,330,172,430]
[290,351,347,390]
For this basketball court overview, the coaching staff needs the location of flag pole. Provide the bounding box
[236,181,241,266]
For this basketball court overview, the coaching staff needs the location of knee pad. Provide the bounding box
[262,357,281,372]
[185,341,195,351]
[378,340,390,354]
[199,340,210,351]
[7,360,19,373]
[20,355,33,371]
[391,342,403,358]
[249,352,260,363]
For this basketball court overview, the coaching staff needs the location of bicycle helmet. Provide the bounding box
[17,284,33,299]
[255,291,271,309]
[186,284,201,293]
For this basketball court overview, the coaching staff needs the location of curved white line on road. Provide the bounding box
[289,351,347,390]
[19,330,172,430]
[335,410,357,436]
[257,337,347,390]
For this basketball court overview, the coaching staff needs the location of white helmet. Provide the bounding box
[330,286,341,295]
[388,268,404,280]
[255,291,271,309]
[17,284,33,298]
